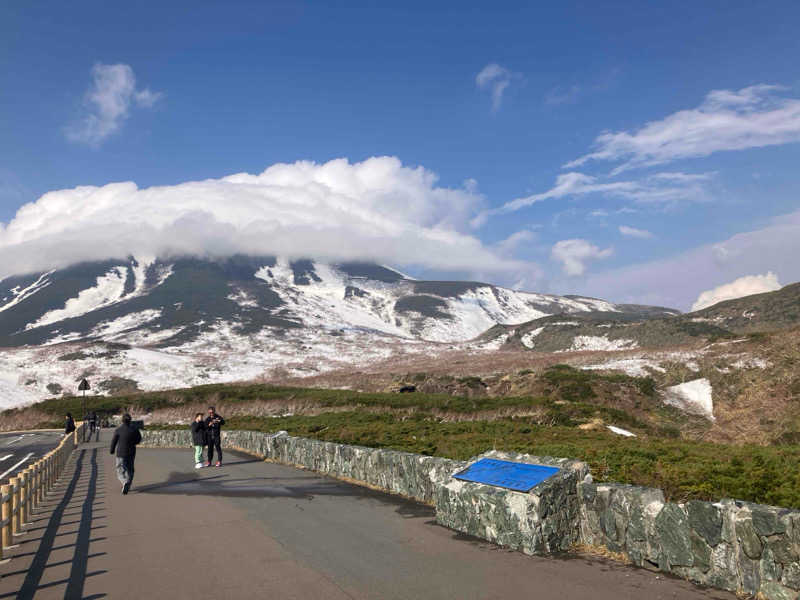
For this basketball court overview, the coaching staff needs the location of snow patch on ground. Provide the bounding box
[468,331,511,351]
[582,358,665,377]
[90,310,163,340]
[227,288,259,308]
[732,356,770,370]
[27,267,129,330]
[0,369,41,410]
[664,378,714,420]
[0,320,444,408]
[520,327,545,349]
[567,335,638,352]
[607,425,636,437]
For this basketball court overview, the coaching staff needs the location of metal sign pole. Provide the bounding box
[78,378,91,443]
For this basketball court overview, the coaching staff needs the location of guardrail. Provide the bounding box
[1,422,85,561]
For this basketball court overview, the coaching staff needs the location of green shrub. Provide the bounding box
[152,412,800,507]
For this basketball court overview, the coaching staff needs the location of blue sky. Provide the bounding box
[2,1,800,310]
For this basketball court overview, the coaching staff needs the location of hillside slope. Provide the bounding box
[0,256,673,408]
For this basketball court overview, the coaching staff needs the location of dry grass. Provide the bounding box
[570,543,632,565]
[266,328,800,446]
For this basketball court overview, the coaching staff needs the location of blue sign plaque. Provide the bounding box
[454,458,560,492]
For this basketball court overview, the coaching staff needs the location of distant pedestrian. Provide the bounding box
[88,411,98,440]
[191,413,207,469]
[204,406,225,467]
[64,413,76,436]
[110,414,142,495]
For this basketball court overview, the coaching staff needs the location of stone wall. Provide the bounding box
[141,429,462,505]
[579,481,800,599]
[141,429,800,599]
[435,450,589,555]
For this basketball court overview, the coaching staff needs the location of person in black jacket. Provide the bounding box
[204,406,225,467]
[190,413,207,469]
[110,414,142,495]
[64,413,76,436]
[88,411,99,441]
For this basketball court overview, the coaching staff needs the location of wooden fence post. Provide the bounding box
[9,477,20,536]
[18,471,27,526]
[0,484,9,554]
[37,460,44,504]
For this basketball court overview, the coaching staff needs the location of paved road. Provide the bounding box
[0,433,736,599]
[0,431,64,487]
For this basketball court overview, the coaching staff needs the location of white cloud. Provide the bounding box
[551,239,613,276]
[476,63,518,111]
[66,63,162,147]
[573,209,800,310]
[618,225,653,239]
[473,170,712,226]
[691,272,781,311]
[544,84,582,106]
[0,156,537,282]
[495,228,537,256]
[566,84,800,173]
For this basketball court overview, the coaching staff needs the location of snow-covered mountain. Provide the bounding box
[0,256,677,408]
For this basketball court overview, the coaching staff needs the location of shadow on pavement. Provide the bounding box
[9,447,102,600]
[135,469,435,518]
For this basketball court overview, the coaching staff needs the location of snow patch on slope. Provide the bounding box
[582,358,666,377]
[521,327,545,349]
[90,310,162,339]
[607,425,636,437]
[227,288,259,308]
[0,271,53,313]
[256,259,409,336]
[26,267,129,330]
[664,378,714,420]
[567,335,638,352]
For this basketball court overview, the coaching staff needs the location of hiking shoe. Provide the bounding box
[122,481,131,495]
[204,462,211,467]
[195,462,203,469]
[215,461,221,467]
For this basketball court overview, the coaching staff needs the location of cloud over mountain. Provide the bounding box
[691,272,781,311]
[551,239,613,276]
[0,157,534,281]
[573,210,800,310]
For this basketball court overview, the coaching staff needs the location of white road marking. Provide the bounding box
[0,452,33,480]
[0,454,12,462]
[3,435,25,446]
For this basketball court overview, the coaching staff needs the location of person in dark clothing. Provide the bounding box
[204,406,225,467]
[64,413,76,436]
[190,413,207,469]
[88,411,99,440]
[110,414,142,494]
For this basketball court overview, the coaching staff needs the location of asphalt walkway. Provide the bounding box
[0,434,736,599]
[0,432,63,486]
